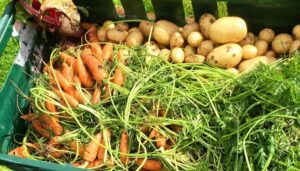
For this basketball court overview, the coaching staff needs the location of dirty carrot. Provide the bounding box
[91,86,101,105]
[87,25,98,43]
[52,87,79,108]
[83,133,102,162]
[135,159,162,171]
[97,129,111,162]
[8,146,28,158]
[90,43,103,63]
[40,113,64,136]
[120,131,129,165]
[102,43,114,61]
[32,119,51,138]
[155,134,167,149]
[51,69,74,94]
[74,53,95,88]
[148,129,158,139]
[61,63,74,82]
[21,113,38,121]
[69,141,85,157]
[112,67,125,87]
[59,52,75,66]
[87,159,103,168]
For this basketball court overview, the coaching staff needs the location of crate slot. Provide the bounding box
[120,0,147,20]
[151,0,186,25]
[191,0,218,21]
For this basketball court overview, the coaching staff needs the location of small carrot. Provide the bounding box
[52,87,79,108]
[72,88,88,104]
[97,129,112,162]
[74,54,95,88]
[83,133,102,162]
[148,129,158,139]
[135,159,162,171]
[69,141,85,157]
[87,25,98,43]
[74,76,82,87]
[32,119,51,138]
[117,48,129,64]
[40,114,64,136]
[90,43,103,63]
[102,43,114,61]
[103,85,111,100]
[120,131,129,165]
[8,146,28,158]
[87,159,103,168]
[47,136,65,158]
[51,69,74,94]
[155,134,167,149]
[91,86,101,105]
[81,49,108,84]
[61,63,74,82]
[21,113,38,121]
[112,67,125,87]
[45,101,58,113]
[59,52,75,66]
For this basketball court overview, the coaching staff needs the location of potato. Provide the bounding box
[259,28,275,43]
[265,50,276,58]
[107,28,128,43]
[238,56,276,72]
[289,40,300,54]
[184,45,196,58]
[187,32,204,48]
[128,27,140,33]
[239,32,255,46]
[255,40,268,56]
[206,43,243,68]
[226,68,239,75]
[242,45,258,59]
[103,20,115,30]
[145,42,160,63]
[170,32,184,49]
[197,40,217,56]
[184,54,205,64]
[97,27,108,42]
[159,49,171,61]
[272,33,293,54]
[153,20,179,46]
[126,30,144,48]
[139,20,154,38]
[116,22,129,31]
[182,22,200,40]
[199,13,216,39]
[292,24,300,40]
[171,47,185,63]
[209,17,247,44]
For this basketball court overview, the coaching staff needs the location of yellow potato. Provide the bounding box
[265,50,276,58]
[226,68,239,75]
[239,32,255,46]
[107,28,128,43]
[153,20,179,46]
[197,40,217,56]
[128,27,140,33]
[206,43,243,68]
[255,40,268,56]
[187,32,204,48]
[171,47,185,64]
[170,32,184,49]
[292,24,300,40]
[289,40,300,54]
[159,49,171,61]
[238,56,276,73]
[242,45,258,59]
[199,13,216,39]
[116,22,129,31]
[184,54,205,64]
[181,22,200,40]
[139,20,154,38]
[184,45,196,58]
[103,20,115,30]
[145,42,160,63]
[97,27,107,42]
[209,16,247,44]
[259,28,275,43]
[272,33,293,54]
[126,30,144,48]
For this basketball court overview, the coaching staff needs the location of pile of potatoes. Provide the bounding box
[93,14,300,74]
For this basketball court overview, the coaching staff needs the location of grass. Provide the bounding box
[0,0,19,89]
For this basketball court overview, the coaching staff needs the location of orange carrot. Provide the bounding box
[61,63,74,82]
[120,131,129,165]
[87,25,98,43]
[8,146,28,158]
[72,88,88,104]
[74,54,95,88]
[21,113,38,121]
[52,87,79,108]
[45,101,58,113]
[87,159,103,168]
[83,133,102,162]
[135,159,162,171]
[74,76,82,87]
[51,69,74,94]
[32,119,51,138]
[59,52,75,66]
[47,136,65,158]
[90,43,103,63]
[69,141,85,157]
[112,67,125,87]
[103,85,111,100]
[91,86,101,105]
[40,113,64,136]
[81,50,108,84]
[148,129,158,139]
[102,43,114,61]
[97,129,111,162]
[155,134,166,149]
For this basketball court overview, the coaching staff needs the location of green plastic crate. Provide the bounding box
[0,0,300,170]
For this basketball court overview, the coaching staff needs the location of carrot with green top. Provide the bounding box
[120,131,129,165]
[74,53,95,88]
[83,133,102,162]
